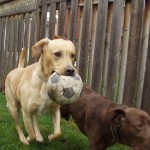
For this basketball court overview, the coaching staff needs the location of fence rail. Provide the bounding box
[0,0,150,114]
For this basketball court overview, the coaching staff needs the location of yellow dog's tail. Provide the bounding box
[18,48,26,68]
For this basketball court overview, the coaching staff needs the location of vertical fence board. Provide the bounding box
[58,1,66,36]
[24,13,30,49]
[5,17,10,75]
[0,18,5,92]
[102,3,113,96]
[141,28,150,114]
[17,14,24,61]
[68,0,79,44]
[117,1,131,104]
[8,16,15,71]
[91,0,108,92]
[29,12,37,64]
[78,0,92,82]
[24,13,30,65]
[0,18,2,89]
[106,0,125,101]
[12,15,19,69]
[49,3,56,39]
[76,7,83,72]
[40,5,47,39]
[88,6,97,86]
[0,18,4,91]
[123,0,144,105]
[136,0,150,108]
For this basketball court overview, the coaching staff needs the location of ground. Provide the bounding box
[0,93,131,150]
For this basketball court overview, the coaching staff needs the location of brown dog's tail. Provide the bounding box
[18,48,26,68]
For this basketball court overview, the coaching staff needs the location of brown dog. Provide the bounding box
[61,85,150,150]
[5,38,76,145]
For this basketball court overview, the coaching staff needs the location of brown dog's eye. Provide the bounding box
[71,54,75,58]
[54,52,61,57]
[137,123,144,128]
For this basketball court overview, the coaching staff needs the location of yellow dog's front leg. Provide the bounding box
[48,105,61,141]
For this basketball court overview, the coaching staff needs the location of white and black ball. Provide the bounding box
[47,72,83,105]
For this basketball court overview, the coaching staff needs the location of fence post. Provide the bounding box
[78,0,92,82]
[106,0,124,101]
[136,0,150,108]
[123,0,144,106]
[91,0,108,92]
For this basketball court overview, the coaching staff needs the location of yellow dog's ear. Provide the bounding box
[53,35,67,40]
[32,39,50,58]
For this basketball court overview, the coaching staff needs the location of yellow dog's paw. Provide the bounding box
[36,136,44,143]
[27,135,36,141]
[20,137,29,145]
[48,133,61,141]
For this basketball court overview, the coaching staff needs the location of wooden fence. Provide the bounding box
[0,0,150,113]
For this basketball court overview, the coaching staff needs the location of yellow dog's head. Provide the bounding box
[32,37,76,78]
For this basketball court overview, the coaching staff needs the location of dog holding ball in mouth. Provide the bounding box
[5,37,83,145]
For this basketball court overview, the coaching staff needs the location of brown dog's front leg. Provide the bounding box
[48,105,61,141]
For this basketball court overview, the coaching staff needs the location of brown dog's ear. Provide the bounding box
[53,35,67,40]
[109,108,126,127]
[32,39,50,58]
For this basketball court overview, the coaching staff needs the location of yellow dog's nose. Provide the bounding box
[65,66,75,76]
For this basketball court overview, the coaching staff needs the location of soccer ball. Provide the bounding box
[47,72,83,105]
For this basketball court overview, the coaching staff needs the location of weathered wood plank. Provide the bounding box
[58,1,66,36]
[106,0,125,101]
[68,0,79,44]
[78,0,92,82]
[38,0,68,6]
[123,0,145,105]
[141,0,150,112]
[102,3,113,96]
[24,13,30,66]
[0,0,12,4]
[0,18,6,92]
[136,0,150,108]
[0,0,37,17]
[12,15,19,69]
[91,0,108,92]
[88,5,97,86]
[4,16,10,73]
[29,12,37,64]
[76,7,83,72]
[49,3,56,39]
[17,14,24,63]
[141,24,150,113]
[40,5,47,39]
[117,1,131,104]
[8,16,15,71]
[0,17,3,91]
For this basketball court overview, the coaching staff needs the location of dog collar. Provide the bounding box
[37,73,47,83]
[110,125,120,143]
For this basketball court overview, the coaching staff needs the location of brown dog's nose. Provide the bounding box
[65,66,75,76]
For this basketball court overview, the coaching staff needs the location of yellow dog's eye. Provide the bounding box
[71,54,75,58]
[54,52,61,57]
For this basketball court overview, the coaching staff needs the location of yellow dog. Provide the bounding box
[5,37,76,145]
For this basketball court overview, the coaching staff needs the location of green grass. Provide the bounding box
[0,93,131,150]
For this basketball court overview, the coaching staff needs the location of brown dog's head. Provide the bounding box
[109,107,150,150]
[32,37,76,78]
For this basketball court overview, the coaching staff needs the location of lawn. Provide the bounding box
[0,93,131,150]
